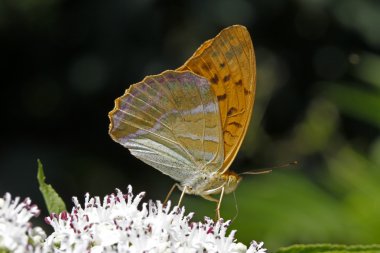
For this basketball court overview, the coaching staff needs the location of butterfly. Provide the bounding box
[109,25,255,219]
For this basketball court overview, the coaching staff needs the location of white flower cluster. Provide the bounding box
[0,186,266,253]
[0,193,46,253]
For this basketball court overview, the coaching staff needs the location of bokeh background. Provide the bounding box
[1,0,380,250]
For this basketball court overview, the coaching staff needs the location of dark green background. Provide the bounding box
[1,0,380,250]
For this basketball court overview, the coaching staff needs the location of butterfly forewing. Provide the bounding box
[177,25,256,173]
[109,70,224,183]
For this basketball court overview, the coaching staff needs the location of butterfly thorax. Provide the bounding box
[180,170,242,197]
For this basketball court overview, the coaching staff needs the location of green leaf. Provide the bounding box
[276,244,380,253]
[0,247,10,253]
[37,159,66,214]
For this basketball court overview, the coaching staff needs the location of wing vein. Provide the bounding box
[119,94,173,133]
[155,74,199,166]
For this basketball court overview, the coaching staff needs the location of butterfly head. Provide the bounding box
[221,171,242,194]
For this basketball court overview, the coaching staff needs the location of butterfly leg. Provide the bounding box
[163,183,179,205]
[215,186,225,220]
[201,190,225,220]
[177,186,187,207]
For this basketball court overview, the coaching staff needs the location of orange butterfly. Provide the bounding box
[109,25,255,219]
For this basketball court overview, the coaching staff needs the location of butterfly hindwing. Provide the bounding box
[109,70,224,183]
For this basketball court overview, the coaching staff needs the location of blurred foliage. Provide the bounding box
[276,244,380,253]
[1,0,380,251]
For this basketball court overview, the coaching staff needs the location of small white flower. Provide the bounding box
[0,193,46,253]
[44,185,266,253]
[247,241,267,253]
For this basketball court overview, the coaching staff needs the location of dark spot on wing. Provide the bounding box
[217,94,227,101]
[201,63,209,71]
[235,80,243,86]
[223,75,231,82]
[227,107,237,116]
[244,88,251,94]
[229,121,243,128]
[224,130,238,138]
[220,62,225,68]
[210,74,219,84]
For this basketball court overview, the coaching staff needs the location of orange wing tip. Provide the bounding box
[178,25,250,70]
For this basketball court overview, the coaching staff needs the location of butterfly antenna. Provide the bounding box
[232,191,239,223]
[239,160,298,175]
